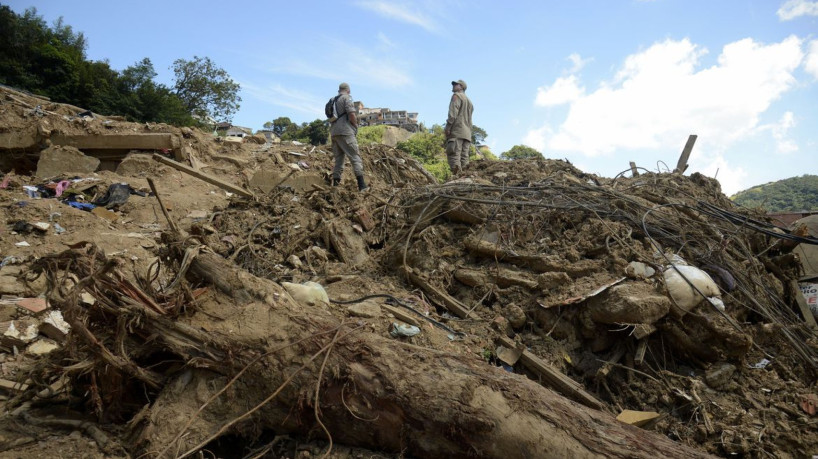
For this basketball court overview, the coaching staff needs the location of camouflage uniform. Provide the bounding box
[330,91,364,183]
[445,80,473,174]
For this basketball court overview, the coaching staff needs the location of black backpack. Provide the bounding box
[325,95,346,122]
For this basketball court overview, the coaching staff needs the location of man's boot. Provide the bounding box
[331,176,340,187]
[356,175,369,192]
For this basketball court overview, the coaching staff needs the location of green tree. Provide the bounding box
[172,56,241,121]
[272,117,295,137]
[397,125,446,163]
[501,145,542,160]
[302,119,329,145]
[262,121,274,131]
[731,174,818,212]
[472,125,488,145]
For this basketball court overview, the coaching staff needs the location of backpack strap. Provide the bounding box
[332,95,348,123]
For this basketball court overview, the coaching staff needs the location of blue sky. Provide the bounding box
[8,0,818,195]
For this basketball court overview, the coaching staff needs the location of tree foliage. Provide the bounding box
[731,174,818,212]
[269,117,329,146]
[397,125,446,163]
[172,56,241,122]
[271,117,296,138]
[0,6,193,125]
[500,145,542,160]
[472,125,487,145]
[357,125,386,145]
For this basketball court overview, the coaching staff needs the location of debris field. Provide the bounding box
[0,84,817,458]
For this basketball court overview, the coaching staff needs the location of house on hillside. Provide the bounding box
[354,101,419,132]
[226,126,252,137]
[215,123,253,138]
[258,131,281,144]
[768,211,818,228]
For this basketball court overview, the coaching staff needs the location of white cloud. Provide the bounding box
[523,125,550,151]
[535,75,585,106]
[806,39,818,79]
[567,53,592,73]
[270,40,413,89]
[241,83,324,116]
[355,1,438,32]
[377,32,396,49]
[777,0,818,20]
[696,152,749,196]
[527,36,804,159]
[766,111,799,154]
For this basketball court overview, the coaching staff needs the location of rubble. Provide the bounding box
[0,83,817,458]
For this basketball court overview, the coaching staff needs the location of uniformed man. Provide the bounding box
[444,79,474,175]
[330,82,368,191]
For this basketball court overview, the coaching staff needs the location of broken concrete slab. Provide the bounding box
[1,318,40,348]
[39,310,70,342]
[347,301,381,318]
[116,153,155,176]
[587,282,671,325]
[35,145,100,178]
[327,220,369,267]
[496,344,523,366]
[250,168,325,194]
[27,338,59,356]
[51,132,180,152]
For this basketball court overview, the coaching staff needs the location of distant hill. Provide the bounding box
[731,175,818,212]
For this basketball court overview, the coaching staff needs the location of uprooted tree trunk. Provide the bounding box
[120,246,712,459]
[26,242,712,458]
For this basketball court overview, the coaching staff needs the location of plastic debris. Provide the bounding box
[750,358,771,369]
[282,281,329,306]
[389,323,421,338]
[22,185,40,198]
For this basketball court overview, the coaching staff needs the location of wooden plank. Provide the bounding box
[497,336,604,411]
[792,280,818,330]
[634,340,648,366]
[629,161,639,177]
[152,154,254,198]
[51,133,176,151]
[381,304,420,326]
[403,267,473,319]
[0,378,29,392]
[673,134,697,174]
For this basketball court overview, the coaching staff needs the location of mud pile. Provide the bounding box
[1,85,817,458]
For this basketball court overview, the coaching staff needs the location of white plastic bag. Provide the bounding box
[663,264,721,316]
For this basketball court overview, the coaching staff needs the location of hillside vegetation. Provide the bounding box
[731,174,818,212]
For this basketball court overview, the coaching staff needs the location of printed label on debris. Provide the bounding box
[799,283,818,317]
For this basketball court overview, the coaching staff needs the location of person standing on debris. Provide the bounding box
[330,82,368,191]
[444,79,473,175]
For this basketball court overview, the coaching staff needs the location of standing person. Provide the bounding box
[444,79,473,175]
[329,82,368,191]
